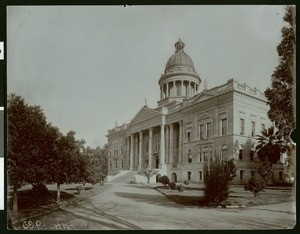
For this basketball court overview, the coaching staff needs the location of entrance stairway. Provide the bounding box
[109,171,138,183]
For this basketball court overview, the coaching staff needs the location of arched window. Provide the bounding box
[221,145,228,161]
[188,149,192,163]
[198,147,202,162]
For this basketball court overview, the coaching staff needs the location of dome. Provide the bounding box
[164,39,195,73]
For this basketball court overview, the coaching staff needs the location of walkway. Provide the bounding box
[12,183,296,230]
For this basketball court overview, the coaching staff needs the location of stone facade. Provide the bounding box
[107,39,284,184]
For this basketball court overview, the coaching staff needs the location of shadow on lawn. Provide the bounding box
[166,195,207,207]
[114,192,185,208]
[7,190,75,211]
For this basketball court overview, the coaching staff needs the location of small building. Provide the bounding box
[107,39,284,184]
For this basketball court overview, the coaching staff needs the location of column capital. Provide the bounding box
[169,123,174,129]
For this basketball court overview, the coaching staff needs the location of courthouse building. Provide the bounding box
[107,39,284,184]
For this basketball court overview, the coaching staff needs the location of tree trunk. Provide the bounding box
[57,183,61,203]
[12,184,18,214]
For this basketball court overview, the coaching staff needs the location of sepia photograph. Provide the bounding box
[6,5,296,230]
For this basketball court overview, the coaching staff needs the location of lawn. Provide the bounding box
[8,182,110,227]
[155,184,295,207]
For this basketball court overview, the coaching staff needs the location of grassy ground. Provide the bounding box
[155,184,295,207]
[8,183,110,227]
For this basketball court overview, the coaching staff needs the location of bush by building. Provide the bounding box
[159,175,170,186]
[203,157,236,205]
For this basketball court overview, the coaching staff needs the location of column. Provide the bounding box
[192,83,195,96]
[148,128,153,169]
[173,81,176,97]
[179,121,183,163]
[130,135,134,170]
[135,135,138,168]
[169,123,174,164]
[126,136,130,169]
[165,125,169,163]
[166,83,169,97]
[138,131,143,171]
[181,80,184,96]
[160,124,166,168]
[188,81,191,96]
[160,87,162,99]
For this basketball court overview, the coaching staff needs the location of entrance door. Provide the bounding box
[155,155,159,169]
[172,172,177,183]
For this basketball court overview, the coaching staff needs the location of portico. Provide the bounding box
[126,119,183,173]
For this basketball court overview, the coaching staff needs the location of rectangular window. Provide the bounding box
[239,150,243,160]
[200,124,205,139]
[199,171,203,181]
[240,118,245,135]
[251,121,255,137]
[221,118,227,135]
[187,172,191,180]
[240,170,244,180]
[207,122,212,138]
[251,170,255,177]
[279,171,283,181]
[187,131,191,142]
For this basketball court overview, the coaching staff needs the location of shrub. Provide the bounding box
[30,183,49,197]
[176,184,185,192]
[128,177,136,184]
[183,180,190,185]
[159,175,170,186]
[203,157,237,205]
[76,185,84,194]
[99,181,104,186]
[244,177,266,197]
[168,182,176,190]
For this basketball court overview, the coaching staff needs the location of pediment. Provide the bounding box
[192,92,215,104]
[129,107,161,126]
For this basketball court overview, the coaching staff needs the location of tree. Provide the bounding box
[8,94,56,212]
[203,156,236,205]
[244,177,265,197]
[264,6,296,181]
[63,131,87,185]
[265,6,295,139]
[256,126,287,164]
[84,146,108,184]
[138,168,158,184]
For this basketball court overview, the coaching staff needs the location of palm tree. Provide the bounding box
[256,126,288,164]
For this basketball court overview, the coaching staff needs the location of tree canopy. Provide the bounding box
[8,93,108,201]
[264,6,295,141]
[256,126,287,164]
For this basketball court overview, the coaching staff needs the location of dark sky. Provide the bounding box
[7,5,286,148]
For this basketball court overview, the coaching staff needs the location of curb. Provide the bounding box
[224,205,247,209]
